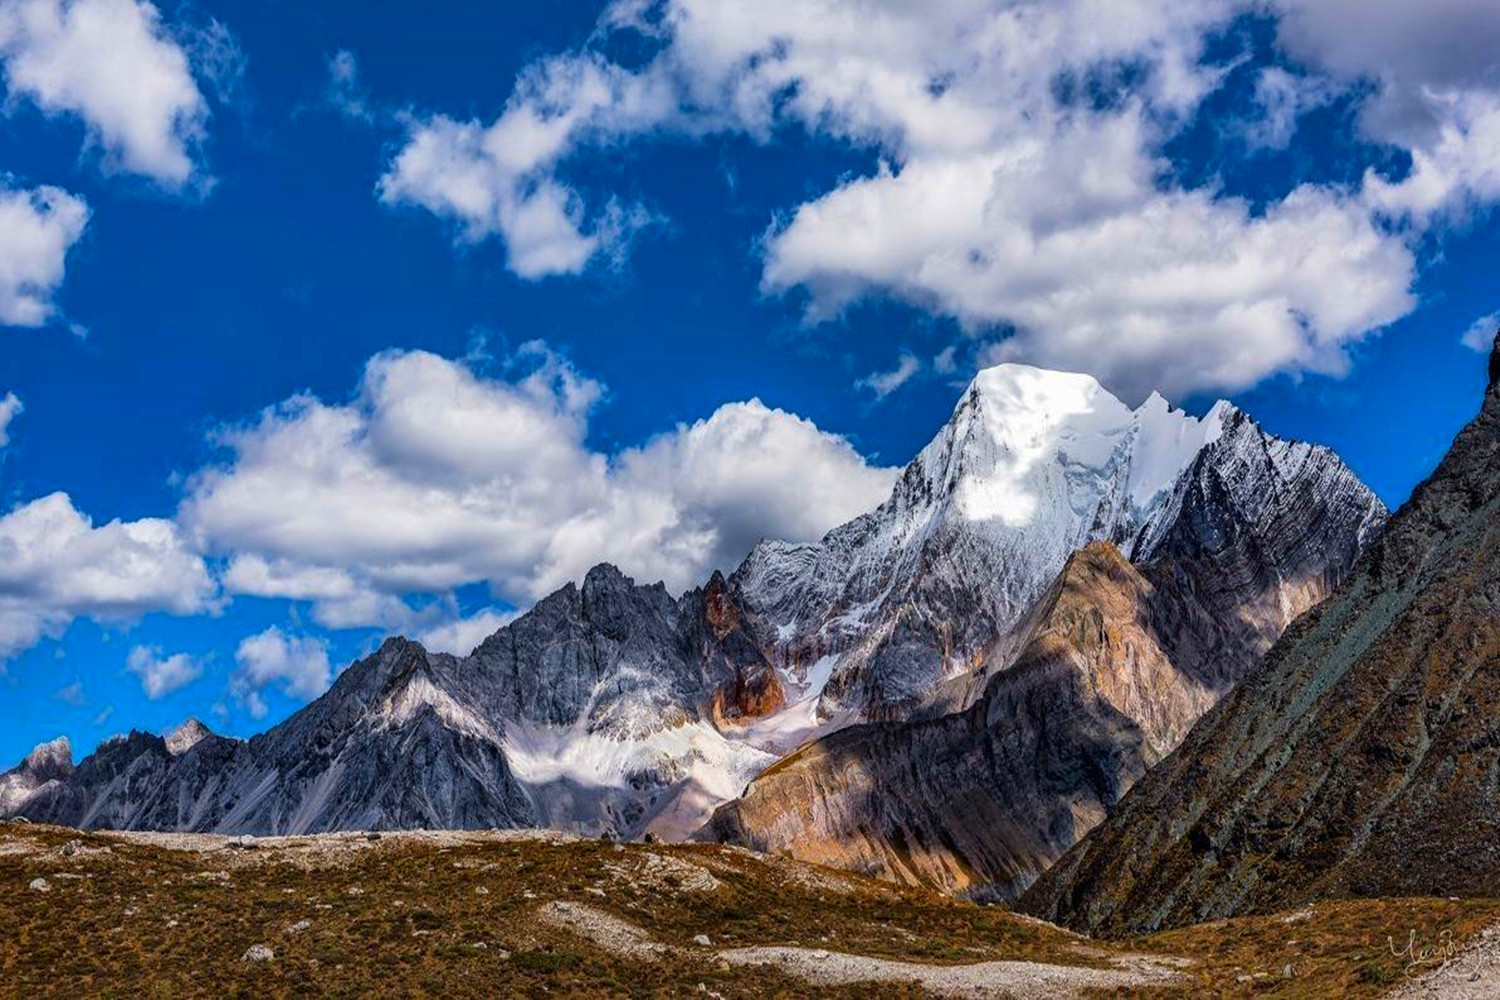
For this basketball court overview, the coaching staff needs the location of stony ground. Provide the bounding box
[2,822,1497,998]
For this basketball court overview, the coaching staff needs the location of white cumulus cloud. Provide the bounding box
[178,345,897,627]
[0,0,210,187]
[0,491,216,660]
[0,182,88,327]
[230,626,331,718]
[379,53,671,278]
[126,644,201,699]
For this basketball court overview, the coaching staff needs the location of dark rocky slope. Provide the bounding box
[1019,331,1500,936]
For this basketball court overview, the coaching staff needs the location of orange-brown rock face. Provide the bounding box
[1021,332,1500,937]
[695,570,786,723]
[706,532,1345,899]
[712,669,786,724]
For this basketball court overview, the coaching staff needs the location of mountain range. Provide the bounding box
[0,362,1387,893]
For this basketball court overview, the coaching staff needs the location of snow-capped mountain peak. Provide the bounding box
[730,361,1384,719]
[165,718,214,756]
[947,362,1222,525]
[0,360,1387,848]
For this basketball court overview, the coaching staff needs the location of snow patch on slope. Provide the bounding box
[380,674,497,742]
[956,364,1219,526]
[738,654,844,756]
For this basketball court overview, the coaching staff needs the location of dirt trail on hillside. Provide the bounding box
[539,898,1184,997]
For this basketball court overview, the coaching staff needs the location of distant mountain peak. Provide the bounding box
[945,362,1229,526]
[19,736,73,779]
[0,736,73,817]
[166,718,214,756]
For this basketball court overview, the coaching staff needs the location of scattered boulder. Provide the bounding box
[242,944,274,962]
[28,877,49,893]
[694,934,713,947]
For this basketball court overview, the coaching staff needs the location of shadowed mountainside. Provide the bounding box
[1019,330,1500,937]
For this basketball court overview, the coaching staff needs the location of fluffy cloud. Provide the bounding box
[0,0,209,186]
[417,608,518,657]
[0,492,216,659]
[771,154,1416,398]
[0,392,20,446]
[378,0,1464,398]
[730,3,1418,399]
[0,182,88,327]
[855,352,922,402]
[126,645,201,699]
[179,345,896,626]
[613,398,898,583]
[230,626,331,718]
[379,53,669,278]
[1271,0,1500,225]
[1461,311,1499,352]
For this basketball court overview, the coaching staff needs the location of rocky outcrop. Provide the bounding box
[1019,331,1500,936]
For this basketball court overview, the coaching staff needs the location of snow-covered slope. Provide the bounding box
[2,361,1386,843]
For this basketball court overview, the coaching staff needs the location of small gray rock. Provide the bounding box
[693,934,713,947]
[242,944,274,962]
[28,877,49,893]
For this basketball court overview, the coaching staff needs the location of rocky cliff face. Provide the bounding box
[1,362,1385,853]
[1019,331,1500,936]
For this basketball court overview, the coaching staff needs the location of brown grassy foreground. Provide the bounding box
[1,822,1495,998]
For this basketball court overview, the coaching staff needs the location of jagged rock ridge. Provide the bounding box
[1019,330,1500,936]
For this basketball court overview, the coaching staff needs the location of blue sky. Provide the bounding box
[0,0,1496,764]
